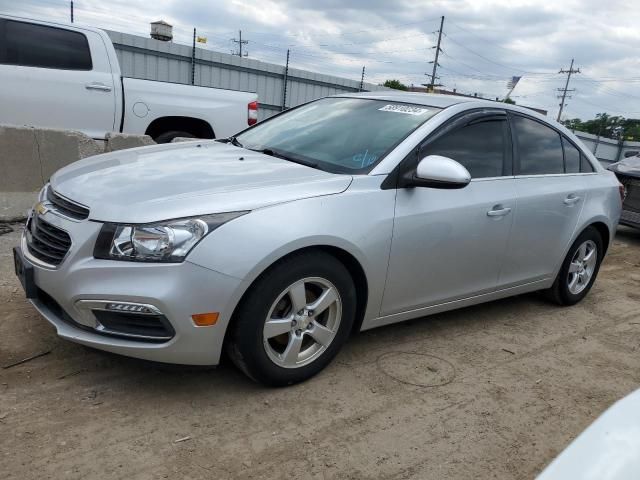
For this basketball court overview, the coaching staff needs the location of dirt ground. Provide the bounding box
[1,223,640,480]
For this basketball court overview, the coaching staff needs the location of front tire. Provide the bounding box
[547,227,604,306]
[227,251,356,386]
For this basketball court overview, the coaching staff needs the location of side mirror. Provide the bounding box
[403,155,471,189]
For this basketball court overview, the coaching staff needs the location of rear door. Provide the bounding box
[0,19,116,139]
[499,114,589,287]
[381,110,517,315]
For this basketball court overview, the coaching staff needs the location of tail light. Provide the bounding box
[248,101,258,126]
[619,182,627,203]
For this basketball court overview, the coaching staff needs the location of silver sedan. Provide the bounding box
[14,93,622,385]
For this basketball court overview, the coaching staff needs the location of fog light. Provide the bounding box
[107,303,155,314]
[192,312,219,326]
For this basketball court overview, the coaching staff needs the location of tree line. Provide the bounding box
[561,113,640,141]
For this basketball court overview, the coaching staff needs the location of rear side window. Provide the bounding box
[422,119,509,178]
[513,115,564,175]
[562,137,581,173]
[581,155,595,172]
[0,20,92,70]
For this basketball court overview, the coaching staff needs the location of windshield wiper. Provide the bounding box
[249,147,319,169]
[217,136,244,148]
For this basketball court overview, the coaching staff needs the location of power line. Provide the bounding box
[237,17,443,39]
[557,59,580,121]
[443,33,555,75]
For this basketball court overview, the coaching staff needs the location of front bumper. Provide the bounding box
[20,210,242,365]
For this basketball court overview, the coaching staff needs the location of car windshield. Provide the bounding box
[234,97,441,174]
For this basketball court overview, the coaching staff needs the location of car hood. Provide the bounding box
[608,156,640,177]
[50,141,352,223]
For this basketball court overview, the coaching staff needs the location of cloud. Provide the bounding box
[2,0,639,119]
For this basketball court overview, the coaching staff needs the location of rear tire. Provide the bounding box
[546,227,604,306]
[226,251,356,386]
[154,131,195,144]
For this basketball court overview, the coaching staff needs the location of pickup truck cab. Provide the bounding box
[0,15,258,142]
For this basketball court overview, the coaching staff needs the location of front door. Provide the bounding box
[381,111,516,316]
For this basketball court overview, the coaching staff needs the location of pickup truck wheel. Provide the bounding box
[154,131,195,143]
[226,251,356,387]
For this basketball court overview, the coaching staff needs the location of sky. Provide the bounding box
[2,0,640,120]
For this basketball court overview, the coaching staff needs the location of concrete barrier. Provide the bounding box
[0,125,156,221]
[105,132,155,152]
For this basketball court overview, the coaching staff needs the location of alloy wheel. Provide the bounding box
[567,240,598,295]
[263,277,342,368]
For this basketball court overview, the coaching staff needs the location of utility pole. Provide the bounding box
[281,49,290,111]
[359,66,365,92]
[557,59,580,122]
[427,16,445,92]
[70,1,74,23]
[232,30,248,57]
[191,28,196,85]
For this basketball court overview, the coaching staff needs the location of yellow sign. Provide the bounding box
[197,36,207,44]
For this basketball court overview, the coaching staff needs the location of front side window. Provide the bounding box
[421,118,509,178]
[0,20,92,70]
[513,115,564,175]
[235,98,441,173]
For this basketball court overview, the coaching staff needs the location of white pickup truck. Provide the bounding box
[0,15,259,142]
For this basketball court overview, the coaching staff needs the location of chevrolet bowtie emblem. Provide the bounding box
[35,202,48,215]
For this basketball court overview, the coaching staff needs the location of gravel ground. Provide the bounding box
[1,223,640,479]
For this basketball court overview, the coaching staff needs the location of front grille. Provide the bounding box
[93,310,175,341]
[47,187,90,220]
[26,215,72,266]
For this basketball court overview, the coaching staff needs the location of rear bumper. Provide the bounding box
[620,208,640,228]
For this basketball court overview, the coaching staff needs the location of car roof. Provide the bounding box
[335,91,480,109]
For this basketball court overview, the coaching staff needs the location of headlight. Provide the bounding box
[94,212,248,262]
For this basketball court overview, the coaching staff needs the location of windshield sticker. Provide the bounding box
[378,104,430,115]
[352,150,379,168]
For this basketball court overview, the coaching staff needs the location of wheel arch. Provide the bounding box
[221,244,370,353]
[144,116,215,140]
[550,217,614,284]
[588,221,611,255]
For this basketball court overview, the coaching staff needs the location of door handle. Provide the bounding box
[487,205,512,217]
[564,194,581,205]
[85,82,112,92]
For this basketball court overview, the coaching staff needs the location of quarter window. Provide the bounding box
[562,137,581,173]
[513,116,564,175]
[581,155,595,172]
[422,118,508,178]
[0,20,92,70]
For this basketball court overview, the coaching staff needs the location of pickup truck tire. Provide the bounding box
[154,131,195,144]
